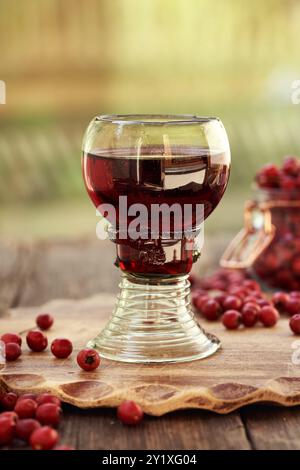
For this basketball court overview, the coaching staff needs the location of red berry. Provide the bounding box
[0,411,18,422]
[14,398,37,419]
[54,444,75,450]
[244,295,261,303]
[292,257,300,276]
[51,338,73,359]
[222,310,242,330]
[263,252,280,272]
[193,294,209,311]
[26,330,48,352]
[256,298,272,308]
[36,403,61,426]
[282,156,299,177]
[242,280,261,291]
[77,348,100,371]
[290,291,300,299]
[272,291,289,311]
[256,163,280,188]
[30,426,58,450]
[285,298,300,316]
[201,299,221,321]
[280,176,296,190]
[36,313,54,331]
[223,295,242,311]
[241,303,260,327]
[258,306,279,327]
[0,333,22,346]
[0,416,15,445]
[15,419,41,442]
[228,286,247,300]
[290,314,300,335]
[0,392,18,410]
[5,342,22,361]
[213,293,227,305]
[117,400,144,425]
[36,393,61,407]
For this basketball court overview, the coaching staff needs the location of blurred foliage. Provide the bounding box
[0,0,300,236]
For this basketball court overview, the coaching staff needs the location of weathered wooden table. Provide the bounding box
[1,239,300,450]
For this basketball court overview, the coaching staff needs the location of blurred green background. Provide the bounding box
[1,0,300,240]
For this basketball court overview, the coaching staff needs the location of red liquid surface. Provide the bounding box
[83,147,230,276]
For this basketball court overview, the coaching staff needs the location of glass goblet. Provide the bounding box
[82,114,230,363]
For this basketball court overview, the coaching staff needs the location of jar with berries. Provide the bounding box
[221,157,300,291]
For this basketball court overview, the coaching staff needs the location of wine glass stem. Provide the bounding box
[87,273,221,363]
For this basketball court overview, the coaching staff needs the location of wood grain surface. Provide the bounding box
[1,294,300,415]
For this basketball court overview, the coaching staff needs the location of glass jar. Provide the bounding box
[221,187,300,291]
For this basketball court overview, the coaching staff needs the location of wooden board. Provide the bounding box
[1,294,300,415]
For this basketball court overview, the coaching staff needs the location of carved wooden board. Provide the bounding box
[1,294,300,415]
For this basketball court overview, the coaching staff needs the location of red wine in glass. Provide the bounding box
[83,145,230,276]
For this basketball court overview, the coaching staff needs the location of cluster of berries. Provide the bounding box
[190,269,300,334]
[0,392,72,450]
[1,312,145,450]
[255,156,300,191]
[0,392,144,450]
[0,313,100,371]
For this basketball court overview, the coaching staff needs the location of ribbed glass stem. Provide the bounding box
[88,273,220,363]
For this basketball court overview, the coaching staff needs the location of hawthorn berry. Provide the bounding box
[0,392,18,410]
[30,426,58,450]
[223,295,242,311]
[117,400,144,425]
[51,338,73,359]
[14,398,37,419]
[0,416,16,445]
[241,303,260,327]
[242,280,261,291]
[193,294,209,311]
[222,310,242,330]
[290,291,300,299]
[77,348,100,371]
[213,293,227,306]
[36,313,54,331]
[290,314,300,335]
[0,333,22,346]
[285,298,300,316]
[15,419,41,442]
[0,411,18,423]
[36,393,61,407]
[26,330,48,352]
[280,176,296,190]
[36,403,61,426]
[5,342,22,361]
[201,299,221,321]
[256,298,272,308]
[256,163,280,188]
[272,291,289,311]
[258,306,279,327]
[282,156,299,177]
[292,257,300,276]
